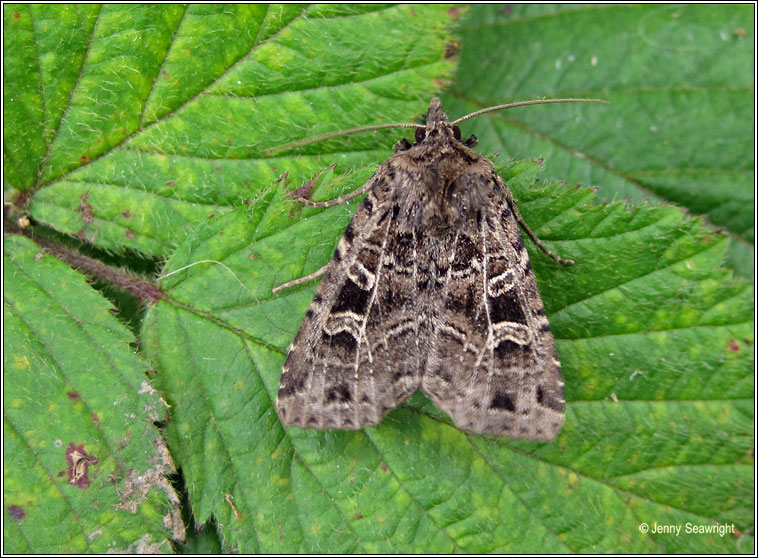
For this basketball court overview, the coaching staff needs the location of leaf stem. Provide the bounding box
[4,219,163,303]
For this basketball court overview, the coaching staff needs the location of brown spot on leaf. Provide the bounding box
[728,339,740,352]
[91,413,100,423]
[77,192,94,225]
[734,27,746,38]
[114,435,182,546]
[8,505,25,520]
[66,391,81,401]
[444,41,459,59]
[290,164,338,200]
[14,189,31,207]
[65,443,98,488]
[122,210,131,219]
[117,468,168,513]
[80,155,90,164]
[447,7,461,18]
[380,462,388,473]
[289,179,315,200]
[125,229,136,239]
[165,181,175,187]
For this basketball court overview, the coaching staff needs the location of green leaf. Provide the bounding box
[3,236,181,553]
[144,153,753,552]
[4,4,455,256]
[447,4,754,278]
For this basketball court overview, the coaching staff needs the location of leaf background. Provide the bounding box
[3,3,754,554]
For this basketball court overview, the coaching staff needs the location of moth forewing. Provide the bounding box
[276,97,599,440]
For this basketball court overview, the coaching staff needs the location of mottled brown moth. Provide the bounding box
[275,97,604,440]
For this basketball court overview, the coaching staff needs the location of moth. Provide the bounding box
[275,97,604,440]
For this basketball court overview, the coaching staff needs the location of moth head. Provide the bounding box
[415,97,462,145]
[425,97,449,128]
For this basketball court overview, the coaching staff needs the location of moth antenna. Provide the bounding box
[451,98,608,125]
[263,122,424,156]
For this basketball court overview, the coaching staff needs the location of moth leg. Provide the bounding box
[294,180,372,208]
[497,175,574,265]
[272,264,327,294]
